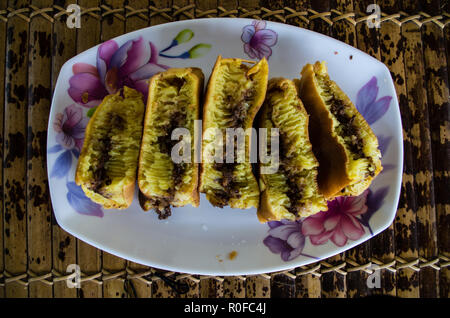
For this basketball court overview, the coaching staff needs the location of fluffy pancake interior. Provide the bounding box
[75,86,145,209]
[259,80,327,221]
[312,63,382,194]
[138,69,199,217]
[200,58,267,209]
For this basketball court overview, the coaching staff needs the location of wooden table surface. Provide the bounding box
[0,0,449,298]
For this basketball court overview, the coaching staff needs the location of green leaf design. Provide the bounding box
[175,29,194,44]
[188,44,212,59]
[87,106,97,118]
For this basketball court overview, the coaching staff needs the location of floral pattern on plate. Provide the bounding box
[49,103,102,217]
[241,20,278,60]
[49,30,212,217]
[47,19,402,275]
[69,29,211,111]
[263,76,393,261]
[264,186,389,261]
[49,104,86,180]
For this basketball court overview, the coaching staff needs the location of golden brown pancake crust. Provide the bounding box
[138,68,204,218]
[297,62,382,199]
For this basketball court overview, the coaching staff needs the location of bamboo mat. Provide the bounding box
[0,0,449,298]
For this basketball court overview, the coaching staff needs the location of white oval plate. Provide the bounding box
[48,18,403,276]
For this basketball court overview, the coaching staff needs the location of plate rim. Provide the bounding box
[47,17,404,276]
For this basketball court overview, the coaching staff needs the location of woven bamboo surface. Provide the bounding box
[0,0,448,298]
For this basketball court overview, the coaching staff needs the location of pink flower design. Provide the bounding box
[68,37,168,107]
[301,191,369,247]
[241,20,278,60]
[263,220,306,261]
[53,104,89,152]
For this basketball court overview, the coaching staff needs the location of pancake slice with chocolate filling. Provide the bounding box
[258,78,327,222]
[200,56,269,209]
[75,86,145,209]
[296,62,382,199]
[138,68,204,219]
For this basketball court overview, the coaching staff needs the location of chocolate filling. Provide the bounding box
[213,161,241,208]
[166,77,186,93]
[278,130,304,217]
[329,98,365,159]
[89,137,112,193]
[149,78,189,218]
[110,112,126,130]
[139,192,172,220]
[159,110,187,187]
[158,111,186,154]
[265,89,306,217]
[227,89,254,127]
[88,113,125,194]
[328,96,377,177]
[284,175,304,216]
[212,88,254,206]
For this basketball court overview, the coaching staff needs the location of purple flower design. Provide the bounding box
[67,182,103,218]
[53,31,211,218]
[357,77,394,167]
[50,104,88,178]
[68,37,168,107]
[377,135,392,157]
[356,76,391,125]
[263,186,390,260]
[241,20,278,60]
[263,77,394,260]
[50,107,104,217]
[53,104,89,152]
[377,134,395,171]
[359,187,389,234]
[50,150,72,179]
[263,220,309,261]
[302,191,369,247]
